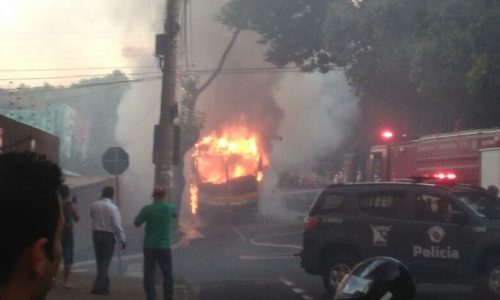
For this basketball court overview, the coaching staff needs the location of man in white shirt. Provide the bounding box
[90,186,126,295]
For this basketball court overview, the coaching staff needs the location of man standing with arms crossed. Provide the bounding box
[90,186,126,295]
[134,186,177,300]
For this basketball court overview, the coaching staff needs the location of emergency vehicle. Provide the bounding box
[299,180,500,298]
[366,128,500,188]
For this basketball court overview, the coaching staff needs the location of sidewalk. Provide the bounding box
[47,272,198,300]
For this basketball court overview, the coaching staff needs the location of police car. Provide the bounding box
[299,177,500,298]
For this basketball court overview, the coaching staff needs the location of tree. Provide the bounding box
[219,0,331,71]
[173,28,242,205]
[218,0,500,140]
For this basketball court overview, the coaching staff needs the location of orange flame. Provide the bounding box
[190,183,198,214]
[192,126,267,185]
[257,171,264,182]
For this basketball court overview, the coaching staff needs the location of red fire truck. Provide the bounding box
[366,128,500,187]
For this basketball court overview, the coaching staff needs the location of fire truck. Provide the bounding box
[365,128,500,188]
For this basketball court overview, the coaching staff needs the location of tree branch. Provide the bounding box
[192,28,242,101]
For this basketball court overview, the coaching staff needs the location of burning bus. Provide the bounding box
[190,125,267,220]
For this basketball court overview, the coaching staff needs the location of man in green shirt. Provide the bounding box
[134,187,177,300]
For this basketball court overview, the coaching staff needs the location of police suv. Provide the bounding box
[299,180,500,298]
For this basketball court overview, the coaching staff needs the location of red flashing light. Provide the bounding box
[433,172,457,181]
[434,173,446,180]
[381,130,394,141]
[408,172,457,183]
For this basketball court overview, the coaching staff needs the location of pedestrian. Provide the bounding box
[134,186,178,300]
[0,151,64,300]
[90,186,126,295]
[487,185,499,197]
[59,184,80,288]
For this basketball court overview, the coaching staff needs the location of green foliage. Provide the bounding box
[219,0,331,71]
[177,74,206,162]
[178,74,206,131]
[219,0,500,136]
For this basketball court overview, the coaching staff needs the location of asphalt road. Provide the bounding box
[173,218,478,300]
[71,188,479,300]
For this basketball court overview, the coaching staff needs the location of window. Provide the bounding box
[358,191,406,218]
[371,153,382,182]
[455,191,500,219]
[413,193,452,222]
[320,193,345,211]
[313,192,346,213]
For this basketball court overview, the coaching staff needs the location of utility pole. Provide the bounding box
[154,0,181,197]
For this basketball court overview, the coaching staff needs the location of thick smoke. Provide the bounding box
[115,79,160,219]
[196,34,284,154]
[271,71,358,172]
[115,0,359,221]
[115,0,285,219]
[260,71,358,215]
[114,0,164,219]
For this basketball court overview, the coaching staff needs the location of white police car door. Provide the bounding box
[405,189,469,281]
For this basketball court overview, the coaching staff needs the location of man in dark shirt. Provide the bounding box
[59,184,80,288]
[134,186,177,300]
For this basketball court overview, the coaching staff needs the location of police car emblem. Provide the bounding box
[371,225,391,247]
[428,226,445,243]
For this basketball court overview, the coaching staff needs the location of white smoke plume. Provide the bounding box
[271,70,358,173]
[260,71,359,215]
[115,0,359,220]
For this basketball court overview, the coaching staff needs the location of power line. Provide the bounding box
[0,46,153,53]
[0,66,300,80]
[0,66,304,93]
[0,31,154,34]
[0,66,158,72]
[0,53,156,60]
[0,71,161,81]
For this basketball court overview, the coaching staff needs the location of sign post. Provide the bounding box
[102,146,129,275]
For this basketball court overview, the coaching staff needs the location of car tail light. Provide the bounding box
[304,216,321,230]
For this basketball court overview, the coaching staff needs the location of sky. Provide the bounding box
[0,0,160,88]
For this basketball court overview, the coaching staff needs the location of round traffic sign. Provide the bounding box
[102,147,129,175]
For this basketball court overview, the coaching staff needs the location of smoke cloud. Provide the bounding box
[114,0,359,220]
[260,71,358,215]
